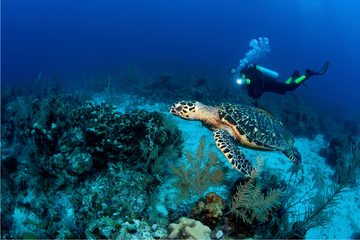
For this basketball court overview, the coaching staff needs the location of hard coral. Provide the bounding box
[71,101,183,172]
[168,217,211,240]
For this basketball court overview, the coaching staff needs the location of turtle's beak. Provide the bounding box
[170,105,177,115]
[170,104,183,116]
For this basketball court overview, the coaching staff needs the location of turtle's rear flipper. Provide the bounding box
[213,129,254,177]
[283,147,301,165]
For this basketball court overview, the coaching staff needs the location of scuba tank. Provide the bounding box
[255,65,279,80]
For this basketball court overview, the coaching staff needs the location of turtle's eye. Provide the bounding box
[176,106,183,112]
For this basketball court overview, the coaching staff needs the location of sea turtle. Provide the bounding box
[170,101,301,176]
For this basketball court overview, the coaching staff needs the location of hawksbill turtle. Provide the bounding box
[170,101,301,176]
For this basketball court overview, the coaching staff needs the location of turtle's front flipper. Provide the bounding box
[213,129,254,177]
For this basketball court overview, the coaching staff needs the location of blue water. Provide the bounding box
[2,1,360,238]
[2,0,360,112]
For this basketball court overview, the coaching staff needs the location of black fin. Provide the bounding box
[306,61,329,77]
[305,69,318,77]
[319,61,329,75]
[291,70,301,78]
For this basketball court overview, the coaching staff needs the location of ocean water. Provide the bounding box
[3,0,360,113]
[1,0,360,239]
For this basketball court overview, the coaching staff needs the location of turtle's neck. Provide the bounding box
[195,102,221,128]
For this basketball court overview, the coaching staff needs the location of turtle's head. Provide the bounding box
[170,101,206,120]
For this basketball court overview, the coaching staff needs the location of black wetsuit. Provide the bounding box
[240,62,329,99]
[241,65,299,99]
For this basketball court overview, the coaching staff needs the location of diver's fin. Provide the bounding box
[319,61,330,74]
[305,69,317,77]
[291,70,301,79]
[305,61,329,77]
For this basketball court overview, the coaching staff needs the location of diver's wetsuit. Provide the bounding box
[241,62,329,99]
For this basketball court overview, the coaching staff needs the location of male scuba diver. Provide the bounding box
[232,62,329,100]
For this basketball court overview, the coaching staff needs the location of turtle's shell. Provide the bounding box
[217,103,294,151]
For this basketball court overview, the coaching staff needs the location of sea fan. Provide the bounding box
[230,159,283,224]
[171,136,224,200]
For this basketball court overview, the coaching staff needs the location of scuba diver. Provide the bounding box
[232,61,329,101]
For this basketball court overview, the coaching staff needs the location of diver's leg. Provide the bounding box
[263,80,289,95]
[287,62,329,85]
[285,70,301,84]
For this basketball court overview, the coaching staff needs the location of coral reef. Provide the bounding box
[1,93,183,239]
[2,81,359,239]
